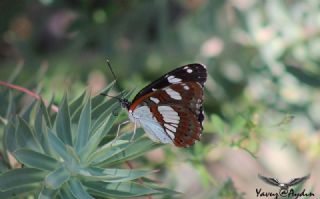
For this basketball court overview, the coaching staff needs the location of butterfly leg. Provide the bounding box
[111,120,130,146]
[130,120,137,142]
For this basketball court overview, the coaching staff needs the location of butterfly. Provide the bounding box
[101,63,207,147]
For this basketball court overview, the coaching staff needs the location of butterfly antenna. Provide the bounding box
[106,59,118,82]
[100,59,123,97]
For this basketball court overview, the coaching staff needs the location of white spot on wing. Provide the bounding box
[152,88,157,91]
[158,106,174,112]
[164,124,176,132]
[184,85,189,90]
[187,68,193,73]
[132,106,173,144]
[167,75,182,83]
[171,123,178,127]
[158,106,180,124]
[163,117,179,124]
[164,88,182,100]
[150,97,160,104]
[165,129,175,139]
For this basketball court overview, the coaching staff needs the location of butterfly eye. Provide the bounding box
[119,98,131,109]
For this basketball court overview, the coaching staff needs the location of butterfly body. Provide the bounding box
[118,63,207,147]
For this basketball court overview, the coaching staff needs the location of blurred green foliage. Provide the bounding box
[1,0,320,198]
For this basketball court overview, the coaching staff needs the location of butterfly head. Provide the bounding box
[100,93,131,110]
[119,98,131,110]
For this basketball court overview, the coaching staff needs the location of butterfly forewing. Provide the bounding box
[129,63,207,147]
[132,63,206,102]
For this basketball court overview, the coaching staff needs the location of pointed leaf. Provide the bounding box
[14,149,59,171]
[148,185,181,196]
[47,95,56,124]
[35,104,52,155]
[0,161,8,173]
[16,117,42,152]
[78,167,152,182]
[91,89,133,133]
[55,93,73,146]
[59,185,77,199]
[89,140,129,166]
[69,178,94,199]
[66,145,81,164]
[0,168,46,191]
[20,99,37,122]
[45,166,70,189]
[75,96,91,152]
[3,122,18,154]
[91,98,118,131]
[47,130,72,161]
[39,99,52,128]
[5,91,16,120]
[103,136,162,165]
[85,181,160,198]
[7,63,23,83]
[80,115,118,161]
[91,81,115,109]
[69,90,86,114]
[38,187,59,199]
[0,184,39,198]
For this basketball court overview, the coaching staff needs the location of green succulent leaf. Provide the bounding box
[0,161,8,174]
[39,99,52,128]
[65,145,81,165]
[45,166,70,190]
[105,135,162,166]
[0,168,46,191]
[91,98,119,133]
[75,95,91,152]
[16,117,42,152]
[20,99,37,122]
[80,115,119,162]
[0,184,39,199]
[13,149,59,171]
[78,167,152,182]
[91,81,115,108]
[47,129,72,161]
[69,178,94,199]
[0,86,174,198]
[92,99,118,122]
[69,90,86,115]
[5,91,15,120]
[85,181,160,198]
[59,185,77,199]
[89,140,129,166]
[47,95,56,124]
[34,105,52,155]
[3,121,18,155]
[7,63,23,83]
[55,93,73,146]
[148,185,181,196]
[38,187,59,199]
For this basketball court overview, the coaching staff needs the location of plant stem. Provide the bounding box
[0,81,59,112]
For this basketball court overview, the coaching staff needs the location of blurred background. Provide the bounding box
[1,0,320,198]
